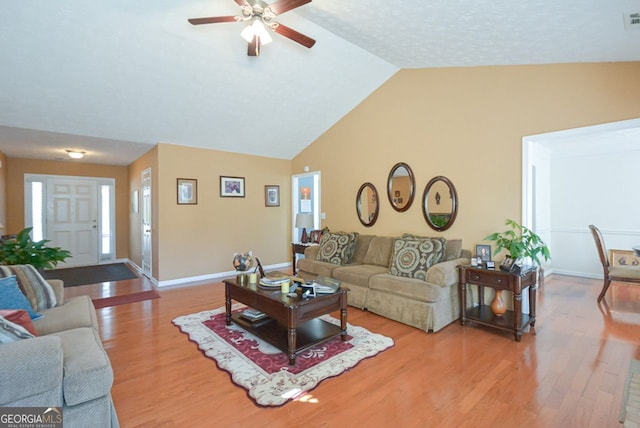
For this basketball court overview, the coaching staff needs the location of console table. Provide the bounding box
[291,242,317,275]
[458,266,538,342]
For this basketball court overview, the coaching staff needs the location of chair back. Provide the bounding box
[589,224,610,276]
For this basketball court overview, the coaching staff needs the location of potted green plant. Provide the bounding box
[0,227,71,270]
[484,219,551,273]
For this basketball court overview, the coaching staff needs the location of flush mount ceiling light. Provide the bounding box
[65,150,86,159]
[188,0,316,57]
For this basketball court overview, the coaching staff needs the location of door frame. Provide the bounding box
[24,173,116,266]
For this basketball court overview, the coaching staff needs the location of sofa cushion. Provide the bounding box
[0,265,57,311]
[369,273,444,303]
[316,232,359,265]
[389,238,445,280]
[296,258,341,278]
[0,309,37,336]
[50,327,114,406]
[0,314,35,343]
[0,275,43,320]
[362,236,394,267]
[333,264,389,288]
[351,235,375,264]
[33,295,98,336]
[443,239,463,261]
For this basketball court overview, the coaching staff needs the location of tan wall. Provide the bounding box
[128,146,159,277]
[6,158,130,259]
[155,144,292,281]
[292,62,640,254]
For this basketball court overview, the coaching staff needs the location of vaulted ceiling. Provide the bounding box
[1,0,638,165]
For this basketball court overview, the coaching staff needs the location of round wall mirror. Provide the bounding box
[422,176,458,231]
[387,162,415,212]
[356,182,379,227]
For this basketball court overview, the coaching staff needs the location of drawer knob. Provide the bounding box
[496,279,502,284]
[473,275,480,280]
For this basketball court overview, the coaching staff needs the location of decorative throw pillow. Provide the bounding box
[389,238,446,280]
[0,265,57,311]
[0,315,36,344]
[0,309,38,336]
[402,234,450,260]
[316,232,359,265]
[0,275,43,320]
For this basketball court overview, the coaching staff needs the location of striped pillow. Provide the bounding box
[0,315,35,344]
[0,265,57,311]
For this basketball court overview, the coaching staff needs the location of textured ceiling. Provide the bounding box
[0,0,638,165]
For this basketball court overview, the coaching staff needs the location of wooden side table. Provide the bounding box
[291,242,317,275]
[458,265,538,342]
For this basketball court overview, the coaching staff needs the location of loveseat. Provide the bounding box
[0,265,119,427]
[296,233,471,332]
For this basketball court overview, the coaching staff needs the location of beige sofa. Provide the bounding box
[297,234,470,332]
[0,269,118,428]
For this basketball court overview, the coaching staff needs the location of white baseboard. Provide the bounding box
[550,269,601,279]
[157,262,292,288]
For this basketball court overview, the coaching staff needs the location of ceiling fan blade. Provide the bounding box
[233,0,249,5]
[267,0,311,16]
[248,36,261,56]
[273,23,315,48]
[188,16,237,25]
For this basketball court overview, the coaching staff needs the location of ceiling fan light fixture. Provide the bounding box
[65,150,86,159]
[241,18,272,45]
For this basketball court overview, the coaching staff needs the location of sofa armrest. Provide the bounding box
[0,336,64,405]
[425,258,470,287]
[47,279,65,306]
[304,245,320,259]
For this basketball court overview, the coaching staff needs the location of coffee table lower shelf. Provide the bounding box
[231,312,344,363]
[462,305,532,341]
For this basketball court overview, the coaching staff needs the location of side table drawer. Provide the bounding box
[467,271,510,289]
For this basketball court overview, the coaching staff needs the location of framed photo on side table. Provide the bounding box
[177,178,197,205]
[500,256,515,272]
[220,176,245,197]
[264,185,280,207]
[475,244,492,262]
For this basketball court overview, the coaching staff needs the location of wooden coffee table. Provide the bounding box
[223,278,348,365]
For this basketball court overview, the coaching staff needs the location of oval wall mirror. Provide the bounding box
[356,182,379,227]
[387,162,415,212]
[422,176,458,231]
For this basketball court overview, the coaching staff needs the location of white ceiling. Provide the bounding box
[1,0,639,165]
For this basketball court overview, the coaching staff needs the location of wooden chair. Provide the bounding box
[589,224,640,302]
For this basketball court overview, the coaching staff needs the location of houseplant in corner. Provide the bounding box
[0,227,71,270]
[484,219,551,274]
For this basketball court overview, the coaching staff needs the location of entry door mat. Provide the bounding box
[43,263,138,287]
[173,305,394,407]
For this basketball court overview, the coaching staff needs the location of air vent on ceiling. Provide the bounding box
[623,12,640,30]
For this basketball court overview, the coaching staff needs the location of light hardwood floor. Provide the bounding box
[93,274,640,427]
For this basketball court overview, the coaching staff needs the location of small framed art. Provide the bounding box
[177,178,197,205]
[500,256,515,272]
[220,176,245,197]
[265,185,280,207]
[476,244,492,262]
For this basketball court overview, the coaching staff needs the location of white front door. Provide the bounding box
[141,168,152,278]
[47,178,99,266]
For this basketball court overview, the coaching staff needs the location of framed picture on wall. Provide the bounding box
[264,185,280,207]
[220,176,245,197]
[177,178,197,205]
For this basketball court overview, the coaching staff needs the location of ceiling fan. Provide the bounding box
[188,0,316,56]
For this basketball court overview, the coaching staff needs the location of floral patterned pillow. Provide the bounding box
[389,238,445,280]
[316,232,359,265]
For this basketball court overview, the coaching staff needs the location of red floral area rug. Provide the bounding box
[172,305,394,407]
